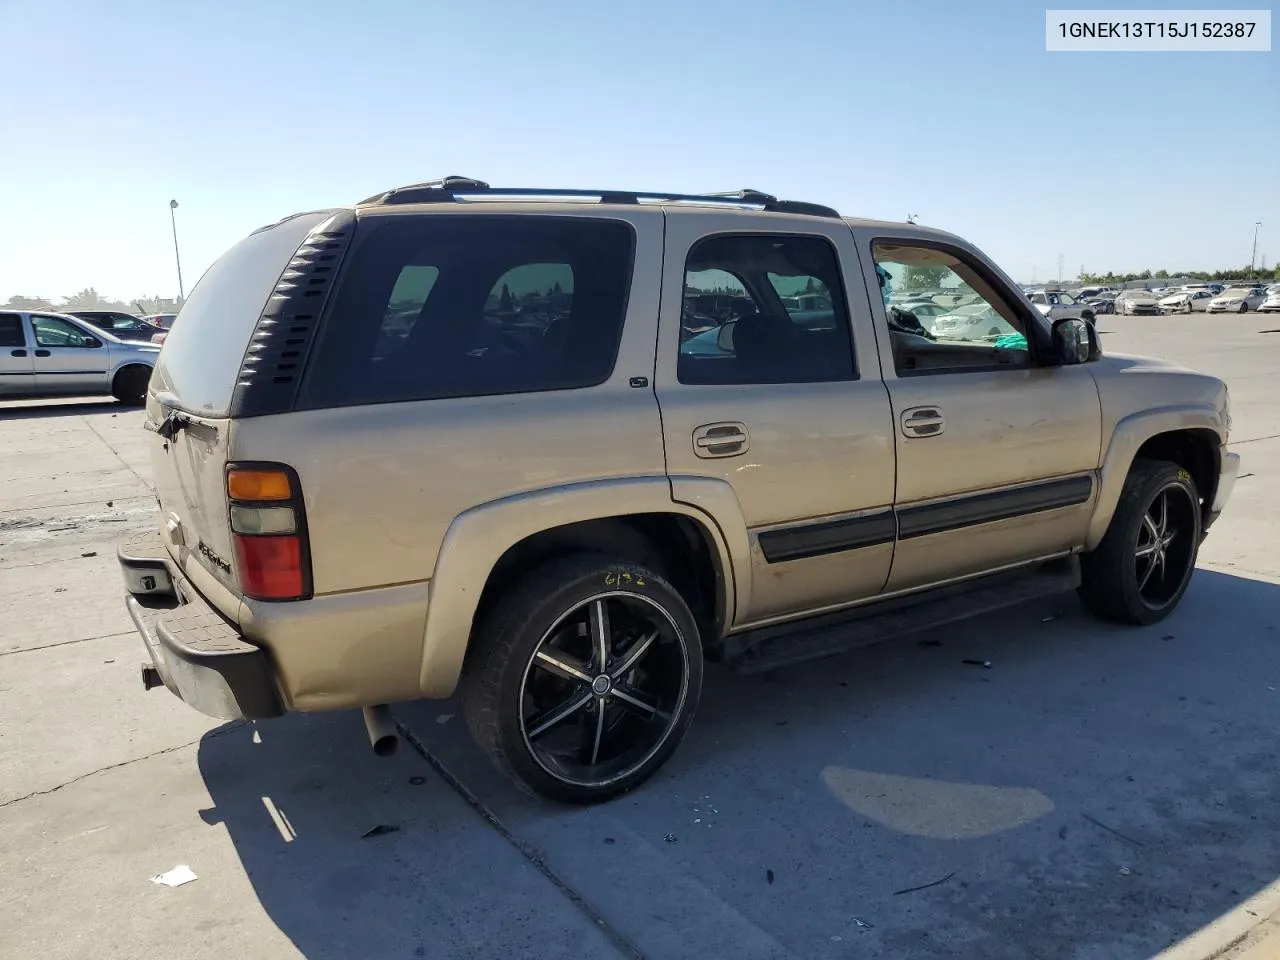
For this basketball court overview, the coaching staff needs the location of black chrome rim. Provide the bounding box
[1135,483,1197,609]
[518,591,689,788]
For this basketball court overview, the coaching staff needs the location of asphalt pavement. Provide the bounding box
[1,312,1278,960]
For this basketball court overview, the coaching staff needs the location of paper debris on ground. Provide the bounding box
[150,865,198,887]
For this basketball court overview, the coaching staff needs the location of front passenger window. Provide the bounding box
[32,316,96,348]
[873,242,1032,376]
[677,234,855,385]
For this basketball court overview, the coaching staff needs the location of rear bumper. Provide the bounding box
[118,532,284,721]
[1203,451,1241,537]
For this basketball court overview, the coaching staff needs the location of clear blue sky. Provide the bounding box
[1,0,1275,301]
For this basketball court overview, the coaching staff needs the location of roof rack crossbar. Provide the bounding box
[357,179,839,218]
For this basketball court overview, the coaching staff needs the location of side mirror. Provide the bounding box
[1051,317,1099,365]
[717,320,737,353]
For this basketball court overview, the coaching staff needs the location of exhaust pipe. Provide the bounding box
[362,705,399,757]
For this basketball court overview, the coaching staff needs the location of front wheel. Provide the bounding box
[111,365,151,405]
[1239,301,1249,313]
[461,557,703,804]
[1079,460,1202,625]
[1182,300,1193,314]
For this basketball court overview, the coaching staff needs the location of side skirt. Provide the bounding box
[722,555,1080,673]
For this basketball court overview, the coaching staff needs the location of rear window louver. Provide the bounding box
[230,210,355,418]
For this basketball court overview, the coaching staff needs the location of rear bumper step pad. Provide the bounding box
[120,533,284,721]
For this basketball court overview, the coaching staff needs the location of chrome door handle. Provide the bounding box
[693,422,749,458]
[901,406,945,438]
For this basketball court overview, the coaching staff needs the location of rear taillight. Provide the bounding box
[226,465,311,601]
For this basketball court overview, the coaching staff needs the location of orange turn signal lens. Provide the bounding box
[227,469,292,502]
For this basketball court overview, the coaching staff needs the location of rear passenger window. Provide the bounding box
[0,313,23,347]
[677,235,855,385]
[299,216,634,408]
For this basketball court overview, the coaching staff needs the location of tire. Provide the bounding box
[461,556,703,804]
[1078,460,1202,625]
[111,365,151,405]
[1181,301,1192,314]
[1239,301,1249,313]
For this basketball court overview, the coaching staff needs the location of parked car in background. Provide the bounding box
[68,310,166,341]
[141,313,179,344]
[1158,290,1215,314]
[115,177,1238,804]
[0,310,159,402]
[1257,290,1280,313]
[1206,286,1268,314]
[1117,290,1161,315]
[1082,292,1117,314]
[1027,289,1096,324]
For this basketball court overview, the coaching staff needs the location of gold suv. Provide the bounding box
[118,177,1240,804]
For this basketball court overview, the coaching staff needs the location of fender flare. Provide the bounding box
[1084,404,1226,551]
[418,475,750,698]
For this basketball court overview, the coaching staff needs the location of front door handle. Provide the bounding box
[34,349,51,358]
[9,349,26,357]
[693,421,749,458]
[901,406,945,438]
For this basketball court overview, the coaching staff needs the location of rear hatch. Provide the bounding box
[146,211,339,616]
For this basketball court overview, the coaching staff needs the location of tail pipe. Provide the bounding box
[362,705,399,757]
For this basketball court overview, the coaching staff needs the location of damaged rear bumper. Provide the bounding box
[118,531,284,721]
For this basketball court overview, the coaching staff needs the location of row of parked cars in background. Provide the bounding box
[1029,283,1280,317]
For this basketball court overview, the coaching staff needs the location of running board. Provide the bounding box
[723,556,1080,674]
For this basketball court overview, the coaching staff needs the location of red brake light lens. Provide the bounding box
[232,535,304,601]
[226,462,310,602]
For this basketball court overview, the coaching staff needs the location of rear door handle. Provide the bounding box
[693,421,749,458]
[901,406,945,438]
[34,349,51,358]
[9,349,26,357]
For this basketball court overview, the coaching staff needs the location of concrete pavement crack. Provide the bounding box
[1,631,136,658]
[1231,432,1280,447]
[395,717,646,960]
[0,722,247,810]
[79,416,153,491]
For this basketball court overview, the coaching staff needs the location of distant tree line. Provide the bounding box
[3,287,183,315]
[1077,265,1278,285]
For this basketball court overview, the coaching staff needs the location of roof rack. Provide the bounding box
[357,177,840,218]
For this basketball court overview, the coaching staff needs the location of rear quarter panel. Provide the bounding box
[228,207,669,701]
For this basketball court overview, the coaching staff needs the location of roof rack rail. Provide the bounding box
[356,178,840,218]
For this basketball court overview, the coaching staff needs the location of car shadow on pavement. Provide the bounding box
[194,708,615,960]
[0,399,124,420]
[202,568,1280,960]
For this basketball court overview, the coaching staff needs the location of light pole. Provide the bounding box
[169,199,185,302]
[1251,221,1263,277]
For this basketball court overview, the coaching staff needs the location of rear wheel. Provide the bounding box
[111,365,151,405]
[461,557,703,804]
[1078,460,1202,625]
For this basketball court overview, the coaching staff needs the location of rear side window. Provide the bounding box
[677,234,855,386]
[150,211,332,416]
[297,215,634,409]
[0,313,23,347]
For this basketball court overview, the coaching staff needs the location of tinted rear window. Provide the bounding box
[151,212,332,415]
[0,313,24,347]
[297,215,634,409]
